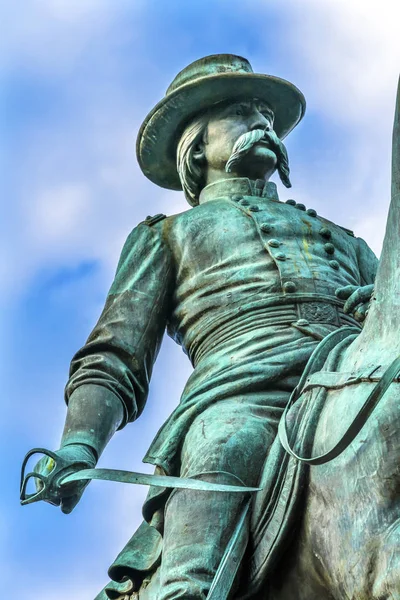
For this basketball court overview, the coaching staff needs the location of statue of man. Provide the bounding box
[34,55,378,598]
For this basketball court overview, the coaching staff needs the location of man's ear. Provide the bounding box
[193,141,205,163]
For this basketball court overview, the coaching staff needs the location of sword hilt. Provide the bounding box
[20,447,68,506]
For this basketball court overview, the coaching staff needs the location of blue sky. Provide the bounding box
[2,1,400,598]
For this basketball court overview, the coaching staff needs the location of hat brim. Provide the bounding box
[137,72,306,191]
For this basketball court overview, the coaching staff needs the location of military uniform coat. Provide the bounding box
[66,178,378,594]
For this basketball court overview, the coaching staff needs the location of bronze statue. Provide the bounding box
[21,55,398,599]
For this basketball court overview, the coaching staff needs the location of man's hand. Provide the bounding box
[34,443,97,514]
[335,284,374,323]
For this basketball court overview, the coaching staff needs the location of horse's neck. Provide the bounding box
[342,79,400,371]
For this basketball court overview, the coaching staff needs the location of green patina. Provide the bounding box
[21,55,400,600]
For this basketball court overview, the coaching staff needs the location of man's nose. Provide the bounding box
[249,109,271,132]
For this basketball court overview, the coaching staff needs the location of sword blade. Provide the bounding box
[207,498,251,599]
[61,468,261,493]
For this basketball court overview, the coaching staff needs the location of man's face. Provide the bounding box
[203,98,277,180]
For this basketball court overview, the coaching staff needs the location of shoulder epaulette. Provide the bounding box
[143,213,167,226]
[339,225,355,237]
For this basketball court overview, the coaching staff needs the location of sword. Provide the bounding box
[61,468,261,493]
[20,448,261,506]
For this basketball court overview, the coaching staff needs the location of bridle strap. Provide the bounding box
[279,354,400,466]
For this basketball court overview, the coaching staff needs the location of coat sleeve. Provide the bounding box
[355,236,379,286]
[64,221,174,427]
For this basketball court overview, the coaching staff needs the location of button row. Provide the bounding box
[286,199,318,218]
[231,195,339,271]
[233,195,320,223]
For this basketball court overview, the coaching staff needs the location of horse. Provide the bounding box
[252,78,400,600]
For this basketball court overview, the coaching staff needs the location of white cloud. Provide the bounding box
[0,0,141,75]
[28,585,103,600]
[351,206,391,256]
[285,0,400,125]
[32,183,93,242]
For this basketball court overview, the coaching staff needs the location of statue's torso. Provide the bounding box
[164,195,374,364]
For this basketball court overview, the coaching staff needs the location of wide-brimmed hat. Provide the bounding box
[137,54,306,190]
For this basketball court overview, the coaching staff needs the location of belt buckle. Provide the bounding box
[297,302,340,326]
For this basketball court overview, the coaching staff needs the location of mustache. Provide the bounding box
[225,128,292,188]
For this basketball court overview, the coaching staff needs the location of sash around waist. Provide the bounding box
[182,295,360,367]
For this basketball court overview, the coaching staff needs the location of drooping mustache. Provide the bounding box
[225,128,292,188]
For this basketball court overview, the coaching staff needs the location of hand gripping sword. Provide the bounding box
[20,447,260,507]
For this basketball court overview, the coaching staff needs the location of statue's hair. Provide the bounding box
[177,112,209,207]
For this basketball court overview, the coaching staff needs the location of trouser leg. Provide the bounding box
[157,400,278,600]
[158,471,246,600]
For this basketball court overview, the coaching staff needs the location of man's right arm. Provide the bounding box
[35,219,173,511]
[64,219,173,443]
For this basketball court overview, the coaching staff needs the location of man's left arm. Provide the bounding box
[336,237,379,322]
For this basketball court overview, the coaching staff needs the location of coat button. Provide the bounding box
[232,195,243,201]
[275,252,287,261]
[241,199,250,206]
[329,260,340,270]
[296,203,306,211]
[260,223,272,233]
[268,239,280,247]
[324,243,335,255]
[283,281,297,293]
[319,227,332,239]
[249,205,260,212]
[306,208,317,217]
[286,199,296,206]
[296,319,310,327]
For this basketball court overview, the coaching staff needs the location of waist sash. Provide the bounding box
[189,297,360,367]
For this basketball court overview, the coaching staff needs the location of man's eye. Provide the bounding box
[236,108,244,116]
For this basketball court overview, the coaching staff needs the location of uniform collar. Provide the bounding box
[199,178,279,204]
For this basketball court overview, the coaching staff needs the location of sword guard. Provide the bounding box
[20,447,68,506]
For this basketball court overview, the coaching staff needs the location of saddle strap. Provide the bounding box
[279,353,400,466]
[302,364,400,392]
